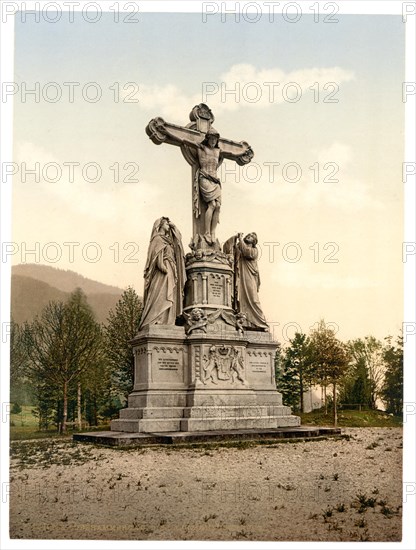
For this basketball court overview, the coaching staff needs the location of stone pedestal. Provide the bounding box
[111,302,300,434]
[184,257,234,313]
[111,245,301,434]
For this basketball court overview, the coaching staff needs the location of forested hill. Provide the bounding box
[10,265,124,325]
[12,264,122,294]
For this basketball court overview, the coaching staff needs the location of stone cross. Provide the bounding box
[145,103,254,249]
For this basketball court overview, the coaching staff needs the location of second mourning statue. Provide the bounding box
[224,232,269,331]
[139,217,186,329]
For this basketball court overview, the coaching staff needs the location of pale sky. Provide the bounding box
[11,12,405,342]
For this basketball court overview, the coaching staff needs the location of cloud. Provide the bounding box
[13,140,162,224]
[304,142,383,211]
[274,262,380,290]
[214,64,355,110]
[222,141,383,212]
[129,63,355,119]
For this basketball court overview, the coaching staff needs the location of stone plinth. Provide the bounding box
[111,325,188,433]
[184,260,233,311]
[110,247,300,434]
[111,324,300,433]
[183,256,236,332]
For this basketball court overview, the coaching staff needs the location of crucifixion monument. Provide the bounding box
[111,104,300,433]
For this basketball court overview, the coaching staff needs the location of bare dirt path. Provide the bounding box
[9,427,402,541]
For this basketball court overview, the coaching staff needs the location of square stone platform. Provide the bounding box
[74,426,341,447]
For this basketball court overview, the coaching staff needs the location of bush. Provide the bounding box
[11,402,22,414]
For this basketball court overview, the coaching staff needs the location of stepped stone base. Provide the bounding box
[111,403,299,433]
[74,426,341,447]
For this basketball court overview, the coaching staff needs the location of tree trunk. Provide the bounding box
[62,380,68,433]
[93,395,98,426]
[77,381,82,430]
[333,382,338,427]
[324,384,328,415]
[299,371,304,413]
[56,398,61,432]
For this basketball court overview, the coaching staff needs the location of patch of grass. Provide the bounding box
[380,504,398,518]
[322,507,333,520]
[336,503,346,513]
[10,423,111,441]
[360,529,370,541]
[10,439,103,470]
[203,514,217,522]
[10,425,67,441]
[10,405,38,428]
[10,406,111,440]
[327,521,342,532]
[366,441,380,450]
[355,518,367,529]
[300,408,402,428]
[233,530,250,539]
[355,493,377,512]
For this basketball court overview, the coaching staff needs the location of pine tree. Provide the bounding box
[277,333,313,413]
[381,334,403,416]
[104,287,142,401]
[338,355,372,408]
[346,337,385,409]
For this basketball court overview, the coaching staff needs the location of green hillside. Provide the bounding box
[10,270,125,325]
[12,264,122,294]
[11,275,68,323]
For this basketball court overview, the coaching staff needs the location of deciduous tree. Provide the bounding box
[309,320,350,426]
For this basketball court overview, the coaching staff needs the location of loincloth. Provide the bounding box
[199,171,222,204]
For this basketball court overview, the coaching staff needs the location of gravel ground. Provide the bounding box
[9,427,402,541]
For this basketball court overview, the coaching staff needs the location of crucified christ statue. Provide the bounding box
[145,104,254,250]
[182,128,221,245]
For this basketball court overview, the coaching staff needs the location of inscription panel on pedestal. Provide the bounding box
[152,346,184,384]
[208,273,225,305]
[250,361,269,373]
[246,350,272,385]
[157,357,180,371]
[134,347,147,384]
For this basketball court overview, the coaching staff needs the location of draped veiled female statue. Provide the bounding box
[139,217,186,329]
[224,232,268,331]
